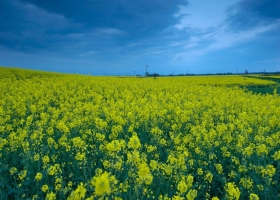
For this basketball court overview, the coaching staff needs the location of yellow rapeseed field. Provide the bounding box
[267,76,280,79]
[0,67,279,200]
[159,75,276,85]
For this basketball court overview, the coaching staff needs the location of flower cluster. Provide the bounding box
[0,67,279,199]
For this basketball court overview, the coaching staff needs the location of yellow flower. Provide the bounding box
[127,150,141,164]
[55,183,62,191]
[34,154,40,161]
[91,171,111,196]
[68,181,73,188]
[172,195,184,200]
[138,163,153,185]
[177,180,188,194]
[261,165,276,177]
[186,189,197,200]
[46,127,54,135]
[43,155,50,165]
[67,183,86,200]
[146,174,153,185]
[150,160,158,170]
[35,172,42,181]
[128,134,141,149]
[249,193,259,200]
[42,185,49,193]
[240,177,253,189]
[56,121,70,133]
[138,163,149,177]
[18,170,27,180]
[164,165,173,175]
[243,146,254,156]
[272,150,280,160]
[114,160,123,170]
[186,175,194,188]
[75,152,86,161]
[9,167,17,175]
[48,166,55,176]
[147,145,157,153]
[0,138,7,149]
[45,191,56,200]
[215,163,223,174]
[71,137,85,149]
[197,168,203,175]
[225,182,241,200]
[106,140,122,151]
[47,137,55,146]
[256,144,268,155]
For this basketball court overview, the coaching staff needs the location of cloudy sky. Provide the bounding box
[0,0,279,75]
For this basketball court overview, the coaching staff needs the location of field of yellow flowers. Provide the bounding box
[0,67,279,200]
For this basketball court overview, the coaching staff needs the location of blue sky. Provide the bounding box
[0,0,279,75]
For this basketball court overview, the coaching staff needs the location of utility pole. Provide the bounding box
[145,65,149,76]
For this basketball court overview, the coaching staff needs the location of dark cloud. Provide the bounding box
[0,0,188,53]
[0,0,83,52]
[224,0,280,32]
[19,0,187,35]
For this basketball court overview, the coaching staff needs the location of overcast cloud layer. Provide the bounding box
[0,0,279,75]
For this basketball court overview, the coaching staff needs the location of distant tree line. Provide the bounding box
[128,70,280,77]
[144,71,280,77]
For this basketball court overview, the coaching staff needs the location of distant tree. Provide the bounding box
[148,73,160,77]
[153,73,160,77]
[245,70,248,74]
